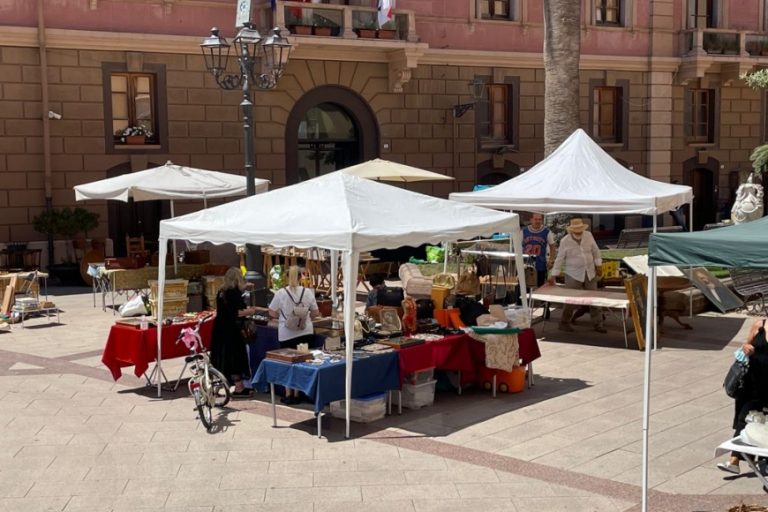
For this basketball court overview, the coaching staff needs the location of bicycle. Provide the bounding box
[177,317,231,431]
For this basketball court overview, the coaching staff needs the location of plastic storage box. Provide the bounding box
[396,379,437,409]
[403,367,435,386]
[330,392,387,423]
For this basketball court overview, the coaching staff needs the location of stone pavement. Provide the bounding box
[1,287,767,511]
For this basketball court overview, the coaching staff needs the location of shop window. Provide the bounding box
[592,86,623,143]
[686,88,716,144]
[595,0,622,25]
[479,0,515,21]
[102,63,167,153]
[476,78,519,150]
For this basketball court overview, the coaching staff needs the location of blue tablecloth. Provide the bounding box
[247,325,324,383]
[252,351,400,414]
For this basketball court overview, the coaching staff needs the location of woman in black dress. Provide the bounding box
[718,318,768,474]
[210,267,256,397]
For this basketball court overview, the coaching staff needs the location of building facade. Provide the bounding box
[1,0,767,258]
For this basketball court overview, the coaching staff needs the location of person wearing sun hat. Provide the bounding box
[547,217,606,333]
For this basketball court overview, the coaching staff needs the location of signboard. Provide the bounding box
[236,0,252,28]
[624,275,647,350]
[684,267,743,313]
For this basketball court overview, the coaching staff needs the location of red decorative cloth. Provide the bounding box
[102,320,213,381]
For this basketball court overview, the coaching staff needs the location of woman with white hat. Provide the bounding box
[547,218,606,333]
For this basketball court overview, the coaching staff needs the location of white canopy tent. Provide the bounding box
[449,128,694,512]
[74,161,270,267]
[449,129,692,215]
[156,171,528,438]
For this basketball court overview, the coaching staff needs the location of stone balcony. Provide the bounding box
[252,1,425,93]
[254,1,418,42]
[678,28,768,85]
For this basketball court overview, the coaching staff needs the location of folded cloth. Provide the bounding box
[466,331,519,372]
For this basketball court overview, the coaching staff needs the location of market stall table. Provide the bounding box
[396,330,541,391]
[102,319,213,382]
[252,351,400,437]
[531,284,631,348]
[247,324,325,389]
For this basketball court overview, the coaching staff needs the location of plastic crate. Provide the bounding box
[330,393,387,423]
[149,298,189,320]
[148,279,188,301]
[396,379,436,409]
[403,367,435,386]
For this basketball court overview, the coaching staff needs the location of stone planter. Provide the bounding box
[357,28,377,38]
[290,25,313,35]
[313,26,332,36]
[377,29,396,39]
[125,135,146,145]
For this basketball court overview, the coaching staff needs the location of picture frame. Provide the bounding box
[379,307,402,333]
[684,267,743,313]
[624,275,647,350]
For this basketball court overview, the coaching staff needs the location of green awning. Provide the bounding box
[648,216,768,268]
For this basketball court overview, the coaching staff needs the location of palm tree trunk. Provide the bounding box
[543,0,581,156]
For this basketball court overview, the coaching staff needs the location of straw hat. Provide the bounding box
[566,218,589,233]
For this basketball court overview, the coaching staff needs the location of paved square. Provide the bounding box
[1,288,767,511]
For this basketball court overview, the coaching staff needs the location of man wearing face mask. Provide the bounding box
[547,218,606,333]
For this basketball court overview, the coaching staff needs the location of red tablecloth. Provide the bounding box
[396,329,540,384]
[102,320,213,381]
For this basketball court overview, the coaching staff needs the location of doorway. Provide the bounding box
[688,167,716,230]
[286,85,379,184]
[106,163,168,256]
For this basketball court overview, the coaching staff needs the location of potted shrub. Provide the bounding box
[356,13,377,38]
[377,20,397,39]
[313,15,335,36]
[286,9,313,35]
[32,207,100,285]
[723,38,739,55]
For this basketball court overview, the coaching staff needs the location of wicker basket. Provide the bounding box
[148,279,188,301]
[149,298,189,319]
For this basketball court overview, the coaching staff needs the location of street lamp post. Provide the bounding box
[452,77,486,118]
[200,21,290,303]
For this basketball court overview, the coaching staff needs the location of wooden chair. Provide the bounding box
[125,235,148,259]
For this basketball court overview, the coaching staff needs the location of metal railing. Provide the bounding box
[253,1,418,42]
[681,28,768,57]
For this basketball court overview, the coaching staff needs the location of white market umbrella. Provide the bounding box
[156,171,528,438]
[74,161,270,269]
[341,158,454,182]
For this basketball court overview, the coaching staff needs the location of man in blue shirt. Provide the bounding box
[523,213,556,318]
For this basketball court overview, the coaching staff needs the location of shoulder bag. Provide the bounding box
[724,359,749,399]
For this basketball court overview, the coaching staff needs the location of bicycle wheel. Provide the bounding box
[193,387,213,431]
[208,368,231,408]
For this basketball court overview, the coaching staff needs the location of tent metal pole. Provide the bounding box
[443,242,450,274]
[156,237,168,399]
[641,251,656,512]
[342,251,359,439]
[689,202,693,319]
[331,250,339,310]
[170,201,178,276]
[652,215,658,351]
[511,222,528,308]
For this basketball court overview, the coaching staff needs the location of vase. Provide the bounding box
[126,135,146,145]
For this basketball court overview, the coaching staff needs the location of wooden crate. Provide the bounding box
[204,275,225,309]
[148,279,188,301]
[149,298,189,320]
